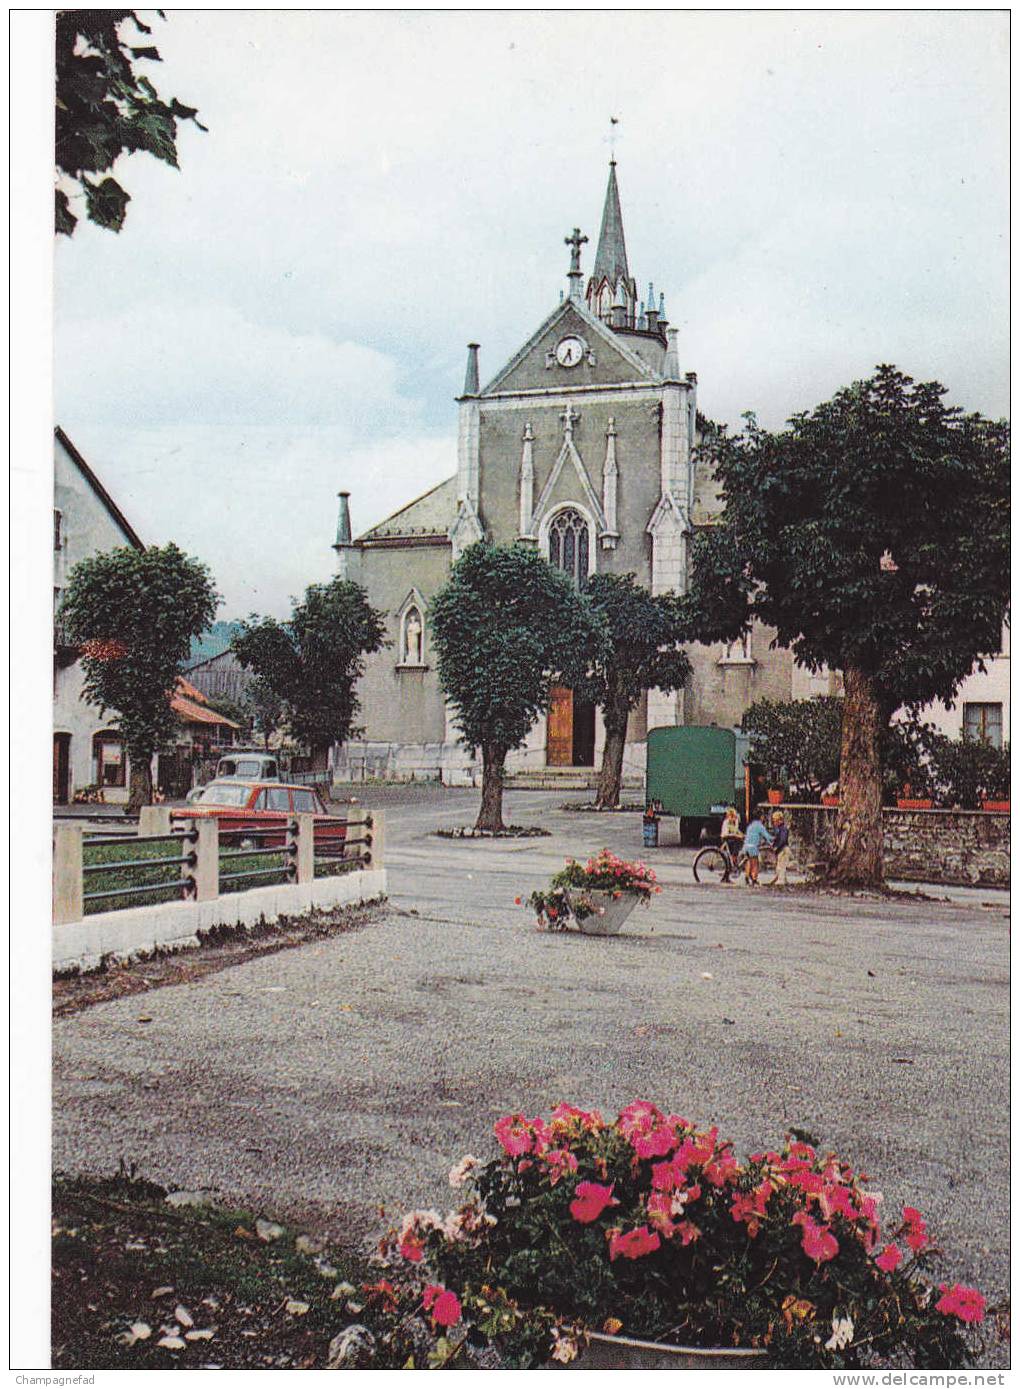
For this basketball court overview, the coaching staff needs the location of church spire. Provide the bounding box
[592,160,630,286]
[586,160,637,326]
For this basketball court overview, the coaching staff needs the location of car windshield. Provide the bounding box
[198,783,251,807]
[235,759,268,777]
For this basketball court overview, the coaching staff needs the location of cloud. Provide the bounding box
[56,420,457,620]
[55,300,419,430]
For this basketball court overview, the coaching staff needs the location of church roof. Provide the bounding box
[357,474,457,541]
[480,295,658,396]
[592,161,630,286]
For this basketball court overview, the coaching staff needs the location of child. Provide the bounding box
[720,805,743,862]
[742,813,774,886]
[770,810,790,886]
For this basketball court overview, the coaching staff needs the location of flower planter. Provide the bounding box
[981,800,1010,812]
[569,889,640,936]
[821,794,840,807]
[570,1331,765,1370]
[766,788,784,805]
[897,798,934,810]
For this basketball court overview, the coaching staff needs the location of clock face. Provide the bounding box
[555,335,585,367]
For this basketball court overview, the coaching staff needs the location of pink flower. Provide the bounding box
[423,1284,462,1328]
[618,1100,662,1140]
[542,1147,579,1186]
[632,1125,677,1160]
[704,1150,740,1188]
[399,1233,424,1262]
[902,1205,928,1252]
[645,1190,678,1236]
[569,1180,619,1224]
[651,1156,683,1192]
[494,1114,549,1157]
[936,1283,986,1324]
[875,1244,902,1273]
[609,1225,661,1261]
[792,1211,839,1263]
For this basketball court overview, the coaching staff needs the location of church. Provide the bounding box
[331,161,827,785]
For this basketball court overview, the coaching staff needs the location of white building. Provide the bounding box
[53,427,144,804]
[917,623,1010,748]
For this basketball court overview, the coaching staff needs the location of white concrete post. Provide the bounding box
[53,823,84,925]
[138,805,172,837]
[294,813,315,885]
[368,810,385,870]
[189,818,219,902]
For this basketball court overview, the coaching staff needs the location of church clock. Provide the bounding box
[555,335,585,367]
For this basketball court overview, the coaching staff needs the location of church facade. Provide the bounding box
[332,163,821,785]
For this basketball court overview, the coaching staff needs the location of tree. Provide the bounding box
[429,542,598,831]
[684,367,1009,884]
[926,734,1011,809]
[742,697,844,799]
[202,693,253,738]
[58,543,219,809]
[572,573,692,809]
[231,578,386,770]
[55,10,206,236]
[742,696,934,805]
[246,677,285,749]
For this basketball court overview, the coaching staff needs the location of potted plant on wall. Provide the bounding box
[349,1101,997,1369]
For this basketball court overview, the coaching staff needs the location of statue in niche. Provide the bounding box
[404,609,423,665]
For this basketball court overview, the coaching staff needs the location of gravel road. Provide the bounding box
[52,786,1010,1314]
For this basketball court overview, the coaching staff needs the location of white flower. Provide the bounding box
[824,1315,854,1351]
[448,1155,480,1188]
[550,1330,579,1364]
[398,1208,442,1239]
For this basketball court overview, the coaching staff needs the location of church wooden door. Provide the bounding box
[547,685,573,766]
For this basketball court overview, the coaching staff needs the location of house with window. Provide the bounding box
[53,426,145,805]
[917,622,1010,749]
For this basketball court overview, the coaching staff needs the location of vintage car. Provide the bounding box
[175,779,347,852]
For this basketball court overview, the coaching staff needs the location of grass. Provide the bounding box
[52,1171,370,1369]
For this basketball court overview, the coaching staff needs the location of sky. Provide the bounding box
[54,9,1009,619]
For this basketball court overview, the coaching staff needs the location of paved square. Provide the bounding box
[52,787,1009,1310]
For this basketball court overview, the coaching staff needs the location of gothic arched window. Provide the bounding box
[548,509,589,586]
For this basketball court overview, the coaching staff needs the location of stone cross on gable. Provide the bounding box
[564,227,588,274]
[560,405,579,437]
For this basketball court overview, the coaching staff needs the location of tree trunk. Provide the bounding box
[127,753,153,813]
[475,743,507,831]
[595,712,628,809]
[828,665,884,886]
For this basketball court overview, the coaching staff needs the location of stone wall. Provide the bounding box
[770,804,1010,888]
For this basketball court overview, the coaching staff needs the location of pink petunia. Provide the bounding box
[569,1181,619,1224]
[542,1147,579,1186]
[792,1211,839,1263]
[609,1225,662,1261]
[935,1283,986,1324]
[494,1114,533,1157]
[423,1284,462,1328]
[632,1125,677,1160]
[902,1205,928,1252]
[875,1244,902,1273]
[618,1100,662,1140]
[399,1234,424,1263]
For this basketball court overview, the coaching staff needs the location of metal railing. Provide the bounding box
[53,806,383,924]
[79,828,199,910]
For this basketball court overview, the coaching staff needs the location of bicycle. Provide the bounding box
[692,838,747,885]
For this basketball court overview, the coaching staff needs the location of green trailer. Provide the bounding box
[645,726,753,844]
